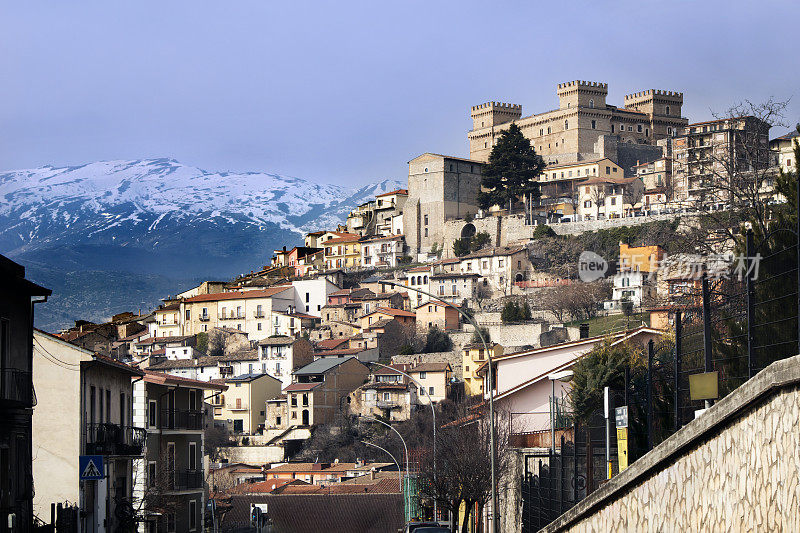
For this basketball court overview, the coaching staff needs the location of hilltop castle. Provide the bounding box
[468,81,688,164]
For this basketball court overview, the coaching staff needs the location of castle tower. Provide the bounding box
[624,89,684,117]
[556,80,608,110]
[470,101,522,130]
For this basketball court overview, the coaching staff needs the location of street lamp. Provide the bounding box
[367,361,438,520]
[380,279,499,533]
[361,440,402,491]
[547,370,574,455]
[363,416,411,521]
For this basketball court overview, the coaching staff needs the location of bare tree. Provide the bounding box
[675,98,790,253]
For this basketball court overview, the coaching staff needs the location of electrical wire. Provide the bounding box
[33,338,82,371]
[34,338,82,367]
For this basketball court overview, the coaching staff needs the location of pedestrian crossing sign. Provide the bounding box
[79,455,104,480]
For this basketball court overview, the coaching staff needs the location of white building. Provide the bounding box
[612,270,655,308]
[257,336,314,389]
[458,245,530,297]
[291,277,340,317]
[361,234,405,269]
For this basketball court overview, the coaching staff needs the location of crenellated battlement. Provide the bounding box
[471,101,523,112]
[557,80,608,91]
[625,89,684,101]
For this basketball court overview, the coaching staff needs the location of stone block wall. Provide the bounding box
[543,354,800,532]
[391,351,462,379]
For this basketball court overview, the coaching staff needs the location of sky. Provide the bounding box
[1,1,798,187]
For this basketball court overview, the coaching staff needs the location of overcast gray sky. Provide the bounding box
[1,1,797,186]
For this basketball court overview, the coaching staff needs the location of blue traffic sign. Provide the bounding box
[79,455,104,480]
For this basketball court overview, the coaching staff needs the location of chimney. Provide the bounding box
[370,468,375,480]
[579,323,590,339]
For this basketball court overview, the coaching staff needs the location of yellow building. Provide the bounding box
[619,243,664,273]
[213,373,282,434]
[462,343,503,396]
[323,233,361,270]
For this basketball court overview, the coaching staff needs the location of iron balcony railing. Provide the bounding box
[0,368,34,406]
[160,409,203,430]
[86,423,146,456]
[168,469,204,491]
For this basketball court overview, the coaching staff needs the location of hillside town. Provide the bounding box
[4,76,800,533]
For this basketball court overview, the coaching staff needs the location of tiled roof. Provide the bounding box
[227,372,279,383]
[220,349,259,362]
[373,363,410,375]
[324,234,360,245]
[410,362,451,373]
[459,245,527,260]
[283,382,323,392]
[226,478,299,494]
[143,370,226,390]
[315,338,350,350]
[370,307,415,318]
[184,287,291,303]
[134,335,194,346]
[258,336,295,346]
[375,188,408,197]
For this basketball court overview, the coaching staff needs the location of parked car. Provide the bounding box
[404,522,446,533]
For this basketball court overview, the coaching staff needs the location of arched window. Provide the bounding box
[423,276,428,284]
[665,105,671,115]
[564,120,569,130]
[589,99,594,108]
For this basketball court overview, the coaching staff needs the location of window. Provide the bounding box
[429,386,435,395]
[185,309,191,320]
[148,461,157,487]
[665,105,670,115]
[611,197,616,205]
[420,372,427,379]
[589,99,594,108]
[605,166,611,175]
[424,228,428,237]
[189,442,197,471]
[637,124,643,133]
[383,392,391,401]
[668,127,673,135]
[611,124,615,133]
[424,214,429,225]
[189,500,197,531]
[120,392,126,426]
[591,120,596,129]
[99,388,104,423]
[148,400,157,428]
[584,200,591,208]
[564,120,569,130]
[257,322,262,331]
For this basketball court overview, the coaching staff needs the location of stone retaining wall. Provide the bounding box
[542,354,800,532]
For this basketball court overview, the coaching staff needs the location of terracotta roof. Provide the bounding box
[373,363,411,375]
[405,266,432,273]
[91,353,145,376]
[410,362,451,373]
[220,349,259,362]
[143,370,227,390]
[459,245,527,260]
[258,336,296,346]
[157,302,180,312]
[375,188,408,197]
[312,348,362,356]
[324,234,360,245]
[370,307,415,318]
[362,382,409,391]
[283,382,323,392]
[134,335,194,346]
[226,478,301,494]
[184,287,292,303]
[579,175,640,186]
[315,338,350,350]
[363,318,394,330]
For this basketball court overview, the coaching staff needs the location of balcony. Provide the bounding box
[227,402,249,411]
[199,315,210,322]
[160,409,203,431]
[86,423,146,456]
[0,369,33,407]
[376,400,399,409]
[254,311,265,318]
[167,470,204,491]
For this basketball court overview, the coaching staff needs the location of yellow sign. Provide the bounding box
[689,371,719,401]
[616,427,629,471]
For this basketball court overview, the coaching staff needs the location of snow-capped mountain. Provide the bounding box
[0,158,403,330]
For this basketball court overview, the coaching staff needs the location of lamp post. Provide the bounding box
[381,279,499,533]
[363,416,411,521]
[367,361,438,520]
[361,440,402,491]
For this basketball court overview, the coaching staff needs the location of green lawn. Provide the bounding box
[566,312,650,337]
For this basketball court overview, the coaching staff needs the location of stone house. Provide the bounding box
[428,272,480,305]
[458,245,531,297]
[415,300,459,333]
[360,307,416,332]
[282,357,370,427]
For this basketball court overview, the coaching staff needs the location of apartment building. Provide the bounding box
[361,234,405,268]
[462,343,503,396]
[374,189,408,236]
[770,130,799,173]
[0,255,50,532]
[291,277,340,317]
[672,116,772,209]
[180,287,295,340]
[402,265,433,309]
[408,363,452,404]
[132,371,226,533]
[323,233,361,270]
[539,157,624,209]
[32,329,144,533]
[576,174,644,220]
[429,272,481,304]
